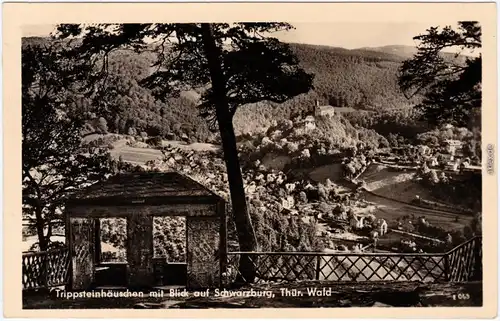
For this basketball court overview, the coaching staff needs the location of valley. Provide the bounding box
[20,22,484,310]
[22,130,474,256]
[33,128,476,253]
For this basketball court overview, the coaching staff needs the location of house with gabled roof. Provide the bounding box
[313,100,335,117]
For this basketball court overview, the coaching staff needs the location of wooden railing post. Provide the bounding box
[42,252,49,289]
[444,254,450,281]
[315,255,321,280]
[472,237,482,281]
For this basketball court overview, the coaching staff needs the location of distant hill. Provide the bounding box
[357,44,471,61]
[232,42,424,135]
[288,43,416,109]
[357,45,418,59]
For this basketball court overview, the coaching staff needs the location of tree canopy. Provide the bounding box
[25,35,432,143]
[398,22,481,129]
[56,23,314,283]
[55,23,314,129]
[22,42,116,251]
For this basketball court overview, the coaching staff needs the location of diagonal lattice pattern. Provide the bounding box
[225,237,482,285]
[447,237,480,282]
[22,237,482,290]
[46,249,71,286]
[186,218,220,288]
[226,254,317,284]
[226,253,447,284]
[22,253,45,289]
[22,248,70,290]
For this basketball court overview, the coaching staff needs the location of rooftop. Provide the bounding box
[444,139,463,145]
[67,171,222,205]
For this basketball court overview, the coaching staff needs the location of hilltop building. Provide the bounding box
[313,100,335,117]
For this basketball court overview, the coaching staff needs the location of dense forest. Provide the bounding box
[233,44,425,136]
[22,36,474,150]
[289,43,418,110]
[22,36,431,144]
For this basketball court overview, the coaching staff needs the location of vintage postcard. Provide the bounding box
[3,2,497,318]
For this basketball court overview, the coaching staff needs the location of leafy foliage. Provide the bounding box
[343,108,429,145]
[418,170,482,212]
[88,49,215,141]
[26,34,437,142]
[56,23,315,283]
[153,217,187,262]
[22,41,117,251]
[99,218,127,262]
[55,23,314,130]
[398,22,481,129]
[237,115,383,178]
[290,44,420,110]
[249,205,322,252]
[233,44,425,136]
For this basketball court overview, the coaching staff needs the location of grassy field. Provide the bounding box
[84,133,219,165]
[110,147,163,164]
[363,192,472,232]
[308,163,345,183]
[111,142,219,164]
[354,163,473,232]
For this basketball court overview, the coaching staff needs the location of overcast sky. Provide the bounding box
[272,22,448,49]
[23,22,463,50]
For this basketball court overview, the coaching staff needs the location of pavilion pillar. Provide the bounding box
[127,213,154,289]
[69,217,95,290]
[186,217,220,289]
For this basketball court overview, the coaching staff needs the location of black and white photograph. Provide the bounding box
[4,3,497,316]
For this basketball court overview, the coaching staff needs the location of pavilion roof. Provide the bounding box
[67,171,222,206]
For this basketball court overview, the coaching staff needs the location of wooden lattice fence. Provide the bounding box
[22,248,70,290]
[226,252,447,283]
[447,236,482,282]
[22,237,481,291]
[226,236,482,285]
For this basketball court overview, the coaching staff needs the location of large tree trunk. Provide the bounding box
[35,207,49,252]
[200,23,258,284]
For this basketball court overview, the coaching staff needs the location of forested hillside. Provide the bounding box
[290,43,417,110]
[233,44,423,137]
[22,37,426,142]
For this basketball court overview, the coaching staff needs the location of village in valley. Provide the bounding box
[85,99,480,257]
[21,22,483,308]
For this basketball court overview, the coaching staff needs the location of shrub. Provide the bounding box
[146,136,163,147]
[317,183,328,201]
[298,191,308,204]
[95,117,108,134]
[127,127,137,136]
